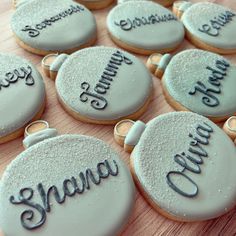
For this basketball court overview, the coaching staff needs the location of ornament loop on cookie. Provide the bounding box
[146,53,172,79]
[223,116,236,142]
[24,120,49,137]
[173,1,192,19]
[114,119,135,147]
[42,53,68,80]
[23,120,57,149]
[124,120,146,151]
[42,54,58,78]
[114,119,146,152]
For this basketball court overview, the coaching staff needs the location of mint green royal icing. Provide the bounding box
[178,2,192,12]
[118,0,175,7]
[158,54,172,70]
[118,0,175,6]
[132,112,236,221]
[0,53,45,138]
[162,49,236,118]
[11,0,97,52]
[23,128,58,148]
[125,120,146,146]
[107,1,185,51]
[50,54,69,72]
[182,2,236,50]
[55,46,153,122]
[0,135,135,236]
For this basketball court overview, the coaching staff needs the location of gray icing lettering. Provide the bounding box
[21,5,85,37]
[79,51,133,110]
[198,11,236,37]
[114,13,177,31]
[80,82,108,110]
[9,159,119,230]
[0,66,34,91]
[188,59,230,107]
[166,122,213,198]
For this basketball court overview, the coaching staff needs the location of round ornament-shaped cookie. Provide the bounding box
[0,122,135,236]
[107,1,185,55]
[174,1,236,54]
[147,49,236,122]
[42,46,153,124]
[114,112,236,221]
[11,0,97,55]
[0,53,45,144]
[13,0,115,10]
[118,0,175,7]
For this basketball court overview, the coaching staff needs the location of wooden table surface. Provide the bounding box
[1,0,236,235]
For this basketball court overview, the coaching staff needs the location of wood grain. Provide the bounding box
[1,0,236,235]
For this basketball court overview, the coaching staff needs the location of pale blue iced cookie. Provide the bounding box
[0,53,45,143]
[11,0,97,55]
[107,1,185,55]
[118,0,175,7]
[0,123,135,236]
[114,112,236,221]
[147,49,236,122]
[42,46,153,124]
[175,1,236,54]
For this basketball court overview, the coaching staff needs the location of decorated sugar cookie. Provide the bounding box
[42,46,153,124]
[0,121,135,236]
[0,53,45,144]
[173,1,236,54]
[114,112,236,221]
[13,0,115,10]
[146,49,236,122]
[11,0,97,55]
[118,0,175,7]
[107,1,185,55]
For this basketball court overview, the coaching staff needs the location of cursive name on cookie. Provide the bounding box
[114,14,177,31]
[79,50,133,110]
[21,5,85,37]
[10,159,119,230]
[198,11,236,37]
[0,66,34,91]
[166,122,213,198]
[188,59,230,107]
